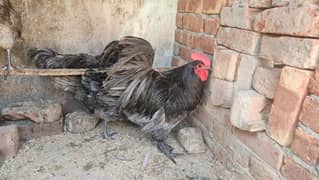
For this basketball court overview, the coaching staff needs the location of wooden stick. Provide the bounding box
[0,67,173,76]
[0,68,109,76]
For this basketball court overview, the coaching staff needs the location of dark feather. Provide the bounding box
[113,61,209,140]
[95,37,209,141]
[0,0,21,36]
[28,48,101,69]
[30,36,210,143]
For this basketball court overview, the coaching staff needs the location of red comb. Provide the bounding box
[191,52,211,67]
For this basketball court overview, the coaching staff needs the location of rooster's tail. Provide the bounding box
[28,48,57,68]
[97,36,155,112]
[28,48,100,69]
[28,48,105,97]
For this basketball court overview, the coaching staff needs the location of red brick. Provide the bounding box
[202,0,227,14]
[0,125,19,159]
[195,106,251,169]
[193,35,216,54]
[268,87,302,144]
[190,0,203,13]
[183,14,204,32]
[254,3,319,38]
[175,30,193,47]
[309,68,319,96]
[234,54,260,93]
[252,67,281,99]
[210,78,234,108]
[249,155,281,180]
[213,47,240,81]
[281,157,317,180]
[217,27,261,55]
[272,0,289,7]
[291,128,319,165]
[179,46,192,61]
[221,7,261,30]
[208,129,250,171]
[227,139,251,169]
[195,105,232,144]
[259,35,319,69]
[230,90,268,132]
[234,130,284,169]
[196,104,232,131]
[227,0,234,6]
[178,0,191,12]
[193,105,247,172]
[204,17,220,35]
[176,13,183,28]
[300,96,319,134]
[207,114,230,145]
[268,67,313,146]
[309,76,319,95]
[184,32,194,48]
[175,30,183,44]
[209,141,235,170]
[192,108,233,168]
[249,0,272,8]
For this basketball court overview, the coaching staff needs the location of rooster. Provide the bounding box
[0,0,21,71]
[29,37,211,163]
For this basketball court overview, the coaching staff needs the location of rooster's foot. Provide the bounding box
[1,65,12,80]
[103,129,118,140]
[1,64,20,72]
[103,119,117,140]
[1,65,9,79]
[1,64,21,80]
[157,141,178,164]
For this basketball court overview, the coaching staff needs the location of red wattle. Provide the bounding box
[195,69,209,81]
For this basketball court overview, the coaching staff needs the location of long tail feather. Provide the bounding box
[29,36,155,115]
[28,48,100,69]
[96,36,155,115]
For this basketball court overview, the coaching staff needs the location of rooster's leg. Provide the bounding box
[2,49,18,79]
[2,49,17,70]
[7,49,14,70]
[157,141,177,164]
[103,112,117,140]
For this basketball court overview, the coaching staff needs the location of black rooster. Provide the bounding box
[29,37,211,163]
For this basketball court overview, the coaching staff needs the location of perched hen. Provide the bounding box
[0,0,21,71]
[29,37,211,163]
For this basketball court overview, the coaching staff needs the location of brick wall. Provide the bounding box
[173,0,226,66]
[174,0,319,179]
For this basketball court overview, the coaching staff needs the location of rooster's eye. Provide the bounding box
[197,64,203,69]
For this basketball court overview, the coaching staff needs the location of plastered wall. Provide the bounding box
[0,0,177,107]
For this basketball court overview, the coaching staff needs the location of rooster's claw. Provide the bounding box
[157,141,177,164]
[103,131,118,140]
[103,117,117,140]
